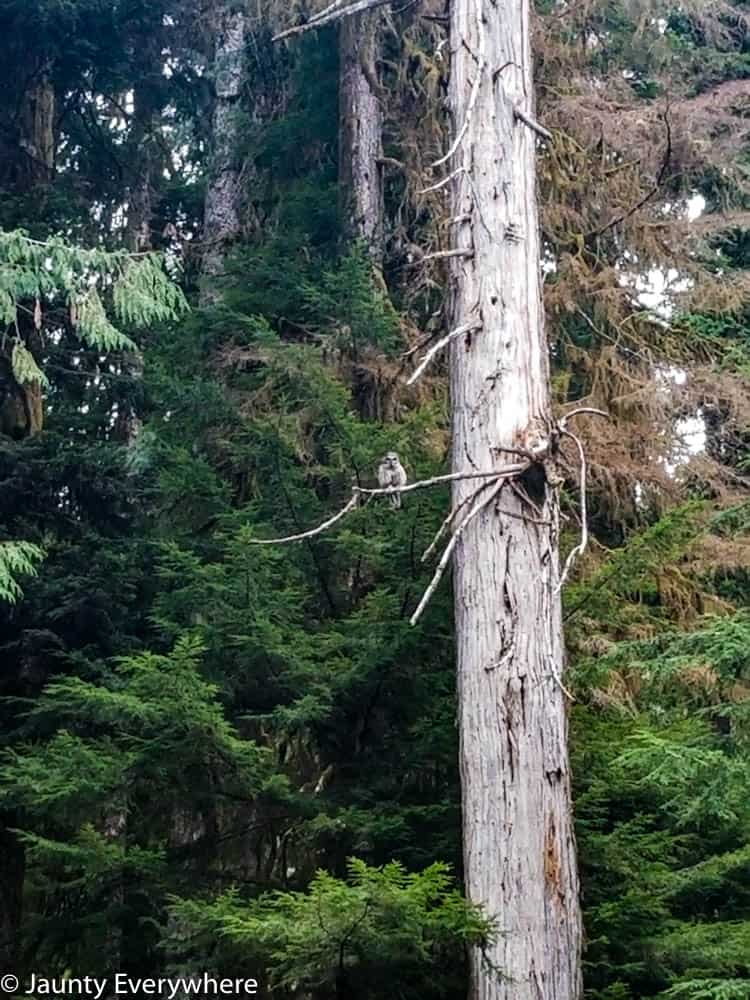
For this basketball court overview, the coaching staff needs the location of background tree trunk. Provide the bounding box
[200,3,246,303]
[447,1,582,997]
[20,62,55,187]
[338,12,384,261]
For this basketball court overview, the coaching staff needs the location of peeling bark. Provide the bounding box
[339,12,384,259]
[447,1,582,998]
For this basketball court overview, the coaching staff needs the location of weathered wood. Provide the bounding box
[447,1,582,997]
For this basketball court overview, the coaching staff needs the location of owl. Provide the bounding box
[377,452,407,509]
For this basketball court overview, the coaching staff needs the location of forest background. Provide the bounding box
[2,1,750,998]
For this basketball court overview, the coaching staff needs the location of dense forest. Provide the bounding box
[2,1,750,998]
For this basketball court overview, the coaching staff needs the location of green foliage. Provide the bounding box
[1,634,270,822]
[0,229,187,352]
[0,540,44,603]
[170,859,491,999]
[302,248,402,354]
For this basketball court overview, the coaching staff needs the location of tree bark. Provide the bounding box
[20,64,55,187]
[200,3,246,304]
[338,12,384,260]
[447,2,582,998]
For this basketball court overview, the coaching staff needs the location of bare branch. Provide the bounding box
[513,106,552,142]
[249,467,529,546]
[421,477,498,563]
[420,248,474,262]
[430,0,486,168]
[411,476,506,626]
[248,494,361,545]
[418,165,466,195]
[359,465,527,497]
[273,0,393,40]
[555,429,588,593]
[406,319,482,386]
[559,406,610,428]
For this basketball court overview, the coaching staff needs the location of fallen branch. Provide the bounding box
[406,319,482,386]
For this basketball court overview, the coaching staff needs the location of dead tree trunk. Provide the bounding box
[338,12,384,261]
[200,3,246,304]
[447,1,582,998]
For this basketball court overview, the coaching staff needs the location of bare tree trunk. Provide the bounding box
[338,12,384,260]
[447,1,582,998]
[200,3,246,304]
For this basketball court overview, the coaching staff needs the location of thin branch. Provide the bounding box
[559,406,610,428]
[548,659,576,703]
[411,477,506,626]
[421,477,498,563]
[420,248,474,262]
[358,465,527,497]
[555,429,588,593]
[497,506,552,526]
[249,467,529,546]
[249,494,361,545]
[406,319,482,386]
[590,105,673,238]
[273,0,393,40]
[513,106,553,142]
[418,165,466,195]
[430,0,486,168]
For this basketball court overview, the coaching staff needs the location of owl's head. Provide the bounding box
[384,451,400,466]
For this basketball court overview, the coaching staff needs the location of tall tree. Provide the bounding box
[446,1,582,997]
[270,1,584,996]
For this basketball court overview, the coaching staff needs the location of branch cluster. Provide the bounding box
[249,409,608,625]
